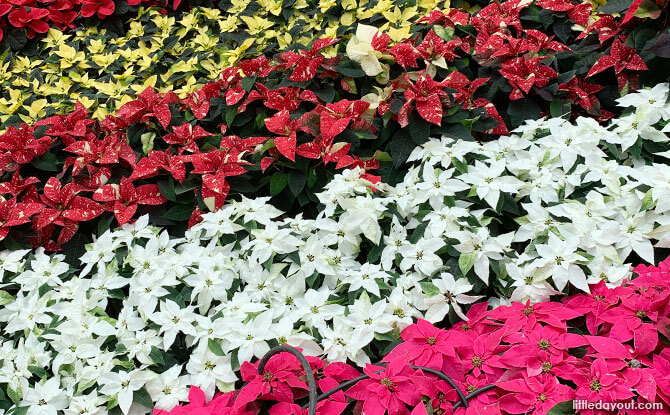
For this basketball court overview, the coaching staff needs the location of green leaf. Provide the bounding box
[158,179,177,202]
[459,252,477,275]
[409,222,429,244]
[0,290,15,306]
[141,132,156,154]
[230,349,240,372]
[409,112,431,145]
[546,400,576,415]
[374,331,399,342]
[270,173,288,196]
[507,99,541,129]
[336,60,366,78]
[452,157,468,174]
[367,244,382,263]
[162,204,194,221]
[226,105,237,126]
[97,213,114,236]
[433,24,455,41]
[550,100,571,118]
[420,281,440,297]
[174,181,198,195]
[76,378,97,394]
[629,138,643,159]
[306,168,318,188]
[390,129,414,168]
[133,387,154,409]
[28,366,46,378]
[640,188,656,211]
[313,83,336,103]
[149,346,165,366]
[241,75,257,92]
[208,339,226,356]
[373,150,392,162]
[116,360,135,370]
[30,152,59,172]
[599,0,633,13]
[3,29,27,52]
[650,33,670,58]
[288,171,306,196]
[7,385,20,405]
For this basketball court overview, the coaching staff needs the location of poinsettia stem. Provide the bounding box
[452,384,499,409]
[413,366,470,408]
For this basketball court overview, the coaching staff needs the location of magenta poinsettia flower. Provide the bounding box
[234,353,308,410]
[268,400,348,415]
[503,325,586,378]
[451,302,494,334]
[491,300,582,332]
[383,319,457,370]
[417,377,463,414]
[575,358,635,403]
[564,281,629,335]
[319,362,360,403]
[599,294,661,355]
[346,360,422,415]
[498,374,574,415]
[457,330,507,378]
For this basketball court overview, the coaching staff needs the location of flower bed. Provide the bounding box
[0,0,669,414]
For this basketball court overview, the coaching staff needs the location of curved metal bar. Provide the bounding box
[410,366,469,409]
[452,384,498,409]
[311,374,370,403]
[307,365,472,410]
[256,345,498,414]
[257,345,318,415]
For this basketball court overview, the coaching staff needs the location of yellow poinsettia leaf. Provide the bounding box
[201,8,221,20]
[341,12,355,26]
[23,99,48,120]
[219,15,239,32]
[229,0,251,14]
[144,75,157,88]
[91,107,110,120]
[388,25,412,43]
[257,0,282,15]
[240,15,274,35]
[319,0,337,12]
[74,95,95,109]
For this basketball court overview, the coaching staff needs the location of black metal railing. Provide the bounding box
[243,345,499,415]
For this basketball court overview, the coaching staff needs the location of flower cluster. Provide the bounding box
[149,255,670,415]
[1,84,670,413]
[0,0,163,44]
[0,0,439,128]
